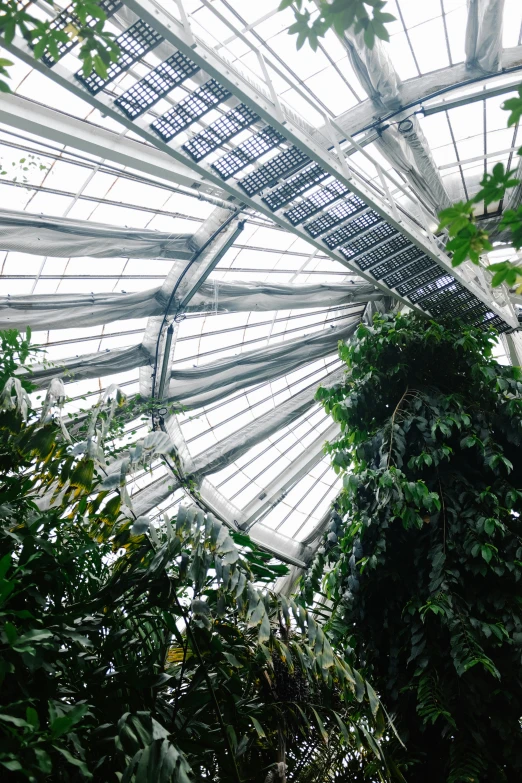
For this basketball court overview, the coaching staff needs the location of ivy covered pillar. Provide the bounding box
[314,313,522,782]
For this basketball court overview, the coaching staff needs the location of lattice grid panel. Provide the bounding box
[238,146,309,197]
[395,265,442,296]
[151,79,232,141]
[380,247,428,288]
[42,0,122,67]
[351,234,410,270]
[323,211,382,249]
[418,283,462,314]
[305,198,367,238]
[183,104,259,161]
[76,19,163,95]
[339,222,397,258]
[409,275,455,304]
[115,51,200,119]
[211,127,285,180]
[263,163,329,211]
[372,246,425,282]
[284,181,352,225]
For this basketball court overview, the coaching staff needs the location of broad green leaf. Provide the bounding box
[51,703,89,738]
[54,745,92,778]
[366,681,380,718]
[251,716,266,739]
[0,713,31,728]
[310,707,328,744]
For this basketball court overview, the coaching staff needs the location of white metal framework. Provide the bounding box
[0,0,520,565]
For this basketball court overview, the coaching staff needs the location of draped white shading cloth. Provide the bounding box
[21,344,152,390]
[342,27,451,212]
[190,366,346,478]
[16,318,357,400]
[0,282,380,330]
[166,319,359,409]
[465,0,505,73]
[0,210,193,259]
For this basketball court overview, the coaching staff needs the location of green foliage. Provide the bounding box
[0,55,12,92]
[280,0,395,51]
[0,0,119,88]
[312,313,522,782]
[0,331,388,781]
[437,85,522,289]
[503,84,522,128]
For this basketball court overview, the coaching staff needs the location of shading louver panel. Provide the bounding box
[151,79,232,141]
[211,126,285,180]
[76,19,163,94]
[42,0,122,67]
[183,104,260,161]
[262,163,330,211]
[115,51,200,119]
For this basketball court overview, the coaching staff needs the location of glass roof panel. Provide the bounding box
[0,0,519,565]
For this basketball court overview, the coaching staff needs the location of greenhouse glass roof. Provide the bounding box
[0,0,521,566]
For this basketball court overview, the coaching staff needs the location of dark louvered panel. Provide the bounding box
[262,163,329,211]
[464,303,490,323]
[348,234,410,271]
[42,0,122,67]
[76,20,163,95]
[372,246,424,282]
[284,181,352,225]
[382,254,432,288]
[211,127,285,180]
[151,79,232,141]
[183,104,259,161]
[304,197,367,238]
[239,146,310,197]
[478,313,509,331]
[409,274,455,304]
[395,266,442,297]
[417,282,464,314]
[323,211,382,250]
[337,221,397,258]
[115,51,200,119]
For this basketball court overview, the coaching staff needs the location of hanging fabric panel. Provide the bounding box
[0,210,193,259]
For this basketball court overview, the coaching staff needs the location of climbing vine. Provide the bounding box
[311,313,522,782]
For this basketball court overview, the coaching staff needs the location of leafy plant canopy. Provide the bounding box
[0,0,120,91]
[279,0,395,51]
[308,313,522,782]
[0,331,391,782]
[435,86,522,290]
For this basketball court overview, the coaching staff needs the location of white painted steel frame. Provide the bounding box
[2,3,516,326]
[1,1,520,564]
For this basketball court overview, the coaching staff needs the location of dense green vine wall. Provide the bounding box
[312,314,522,782]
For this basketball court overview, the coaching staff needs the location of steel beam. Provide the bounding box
[329,47,522,139]
[190,369,345,479]
[198,478,313,566]
[0,93,218,197]
[241,421,340,530]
